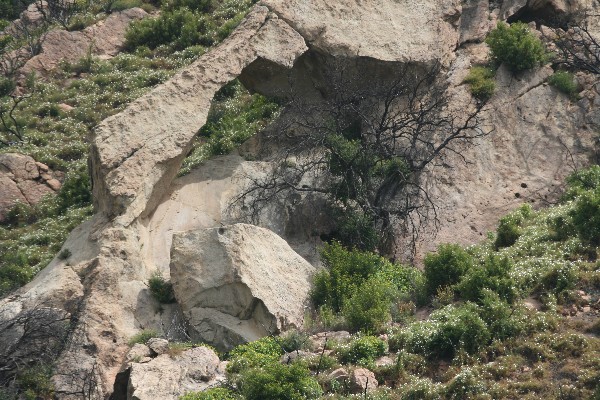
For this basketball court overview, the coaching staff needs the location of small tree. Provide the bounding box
[552,11,600,75]
[235,60,490,253]
[486,22,549,72]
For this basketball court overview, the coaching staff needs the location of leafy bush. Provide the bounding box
[570,186,600,245]
[226,336,283,374]
[390,303,490,359]
[564,166,600,200]
[495,205,531,249]
[463,66,496,101]
[280,329,310,353]
[342,276,394,332]
[337,335,386,366]
[486,22,549,71]
[180,387,241,400]
[56,164,92,212]
[128,329,159,345]
[457,254,517,304]
[424,244,473,297]
[444,367,487,399]
[548,71,579,97]
[125,9,215,51]
[238,362,322,400]
[148,272,176,304]
[332,208,380,251]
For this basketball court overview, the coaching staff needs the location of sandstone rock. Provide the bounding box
[126,344,152,363]
[459,0,490,44]
[281,350,313,364]
[262,0,459,64]
[350,368,378,393]
[170,223,315,350]
[127,346,222,400]
[328,367,349,385]
[20,8,147,78]
[46,178,61,191]
[0,153,39,181]
[375,355,395,367]
[0,153,62,221]
[91,6,307,225]
[147,338,169,355]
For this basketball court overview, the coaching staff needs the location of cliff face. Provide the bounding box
[0,0,599,397]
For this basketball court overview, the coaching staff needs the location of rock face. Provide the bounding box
[19,8,147,78]
[170,224,315,350]
[91,6,308,225]
[126,345,224,400]
[0,153,62,221]
[0,0,598,398]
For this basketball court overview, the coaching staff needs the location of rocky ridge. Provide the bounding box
[0,0,598,398]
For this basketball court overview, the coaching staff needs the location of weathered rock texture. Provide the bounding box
[0,153,62,221]
[91,6,307,225]
[0,0,598,398]
[170,223,315,350]
[19,8,147,78]
[124,344,224,400]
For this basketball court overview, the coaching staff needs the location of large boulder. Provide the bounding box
[0,153,62,222]
[19,8,147,78]
[126,346,224,400]
[170,223,315,350]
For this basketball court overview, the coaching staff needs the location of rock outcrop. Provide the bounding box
[121,343,225,400]
[19,8,147,78]
[0,0,598,398]
[170,224,315,350]
[0,153,62,221]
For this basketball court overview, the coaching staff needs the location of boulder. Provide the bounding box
[20,8,147,78]
[147,338,169,356]
[170,224,315,350]
[350,368,378,394]
[0,153,62,222]
[127,346,223,400]
[459,0,490,44]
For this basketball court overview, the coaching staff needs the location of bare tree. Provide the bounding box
[234,60,491,253]
[553,11,600,75]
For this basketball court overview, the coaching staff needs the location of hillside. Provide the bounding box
[0,0,599,398]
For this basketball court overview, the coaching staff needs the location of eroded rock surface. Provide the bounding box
[170,223,315,350]
[0,1,598,398]
[19,8,147,78]
[0,153,62,221]
[126,345,224,400]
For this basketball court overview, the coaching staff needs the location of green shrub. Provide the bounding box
[548,71,579,97]
[564,166,600,199]
[479,289,524,340]
[390,303,490,359]
[457,254,517,304]
[56,165,92,212]
[424,244,473,297]
[180,387,241,400]
[495,205,531,249]
[333,208,380,251]
[238,362,322,400]
[226,336,283,374]
[110,0,144,11]
[463,66,496,101]
[279,329,310,353]
[539,263,578,294]
[128,329,159,345]
[337,335,386,366]
[444,367,487,399]
[148,271,176,303]
[570,186,600,245]
[486,22,549,71]
[17,365,54,400]
[125,9,215,51]
[342,276,394,332]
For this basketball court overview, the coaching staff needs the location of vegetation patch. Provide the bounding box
[486,21,549,71]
